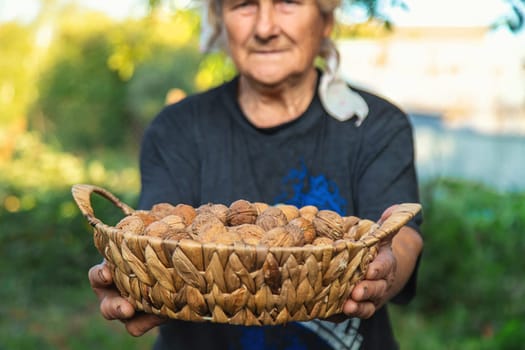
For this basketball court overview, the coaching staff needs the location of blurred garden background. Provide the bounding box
[1,0,524,349]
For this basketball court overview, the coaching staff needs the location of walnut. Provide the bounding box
[344,219,377,241]
[131,210,159,227]
[171,204,197,226]
[198,222,240,245]
[196,203,213,214]
[196,203,229,224]
[162,230,192,241]
[214,231,242,245]
[287,217,316,244]
[255,207,288,231]
[253,202,269,215]
[227,200,258,226]
[161,215,186,231]
[342,215,360,233]
[230,224,266,245]
[195,216,228,242]
[276,204,300,222]
[312,210,344,240]
[299,205,318,222]
[144,220,171,237]
[260,226,300,247]
[150,202,178,219]
[312,236,334,246]
[285,224,305,246]
[188,213,223,237]
[115,215,145,235]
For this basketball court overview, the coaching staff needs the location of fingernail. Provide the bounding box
[98,269,108,284]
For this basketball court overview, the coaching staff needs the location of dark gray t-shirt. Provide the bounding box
[138,74,422,350]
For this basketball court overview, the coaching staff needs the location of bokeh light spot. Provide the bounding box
[4,195,21,213]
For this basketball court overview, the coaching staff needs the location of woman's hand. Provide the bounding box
[341,204,422,319]
[88,261,166,336]
[341,243,396,319]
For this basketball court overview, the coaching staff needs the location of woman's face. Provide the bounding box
[221,0,333,87]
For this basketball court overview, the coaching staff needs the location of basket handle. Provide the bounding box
[362,203,421,247]
[71,184,135,228]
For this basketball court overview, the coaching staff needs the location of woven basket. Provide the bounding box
[72,184,420,326]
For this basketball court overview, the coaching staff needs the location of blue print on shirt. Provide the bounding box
[236,327,307,350]
[275,161,347,215]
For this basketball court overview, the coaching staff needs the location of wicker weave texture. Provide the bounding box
[72,184,421,326]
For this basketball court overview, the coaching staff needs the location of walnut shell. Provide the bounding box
[131,210,159,227]
[196,219,229,241]
[196,203,229,224]
[299,205,318,221]
[344,219,377,241]
[161,215,186,231]
[189,213,224,237]
[343,215,360,233]
[198,223,240,245]
[214,231,242,245]
[227,200,258,226]
[312,236,334,246]
[144,220,171,237]
[255,207,288,231]
[171,204,197,225]
[253,202,269,215]
[287,217,316,244]
[260,226,300,247]
[115,215,145,234]
[312,210,344,240]
[162,230,192,241]
[284,224,305,246]
[150,202,178,219]
[230,224,266,245]
[276,204,300,222]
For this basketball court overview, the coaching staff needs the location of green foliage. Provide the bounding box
[126,44,202,126]
[28,9,203,155]
[0,22,38,125]
[194,51,238,91]
[403,178,525,345]
[35,26,130,152]
[0,133,140,300]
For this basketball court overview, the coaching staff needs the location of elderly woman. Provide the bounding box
[88,0,423,348]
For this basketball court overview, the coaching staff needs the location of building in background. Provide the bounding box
[337,25,525,190]
[337,26,525,135]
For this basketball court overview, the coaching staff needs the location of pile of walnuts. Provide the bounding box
[115,200,378,247]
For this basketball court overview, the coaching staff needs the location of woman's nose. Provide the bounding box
[254,3,280,40]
